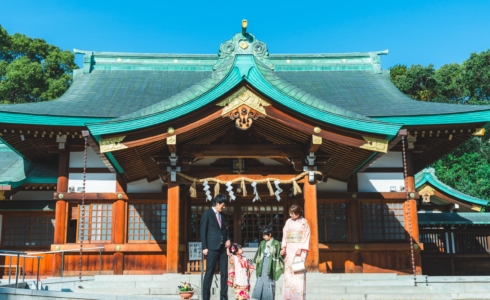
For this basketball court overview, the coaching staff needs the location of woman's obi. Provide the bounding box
[286,231,302,243]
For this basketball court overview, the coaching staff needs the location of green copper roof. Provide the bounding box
[0,30,489,130]
[415,168,490,206]
[88,55,401,137]
[418,212,490,225]
[0,142,58,189]
[277,71,490,118]
[0,70,212,119]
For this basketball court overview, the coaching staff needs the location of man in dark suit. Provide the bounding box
[201,193,231,300]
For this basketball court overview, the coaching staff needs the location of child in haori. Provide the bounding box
[251,225,284,300]
[227,243,255,300]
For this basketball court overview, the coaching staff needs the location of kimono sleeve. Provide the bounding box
[227,255,235,287]
[300,219,311,251]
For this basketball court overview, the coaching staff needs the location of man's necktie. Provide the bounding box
[216,212,221,228]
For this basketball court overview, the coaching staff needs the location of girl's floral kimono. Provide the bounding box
[281,217,311,300]
[228,254,255,299]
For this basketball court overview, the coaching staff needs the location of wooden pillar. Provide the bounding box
[347,173,362,273]
[405,151,420,243]
[304,180,319,272]
[167,182,180,273]
[113,199,125,275]
[53,151,69,276]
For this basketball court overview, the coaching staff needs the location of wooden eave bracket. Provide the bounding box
[357,129,406,173]
[82,131,117,173]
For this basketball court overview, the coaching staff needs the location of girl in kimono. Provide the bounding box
[252,225,284,300]
[228,243,255,299]
[280,205,310,300]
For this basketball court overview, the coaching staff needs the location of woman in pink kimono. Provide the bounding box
[280,205,310,300]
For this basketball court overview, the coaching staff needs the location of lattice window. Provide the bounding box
[128,203,167,242]
[78,204,112,242]
[420,232,446,253]
[3,215,54,247]
[361,202,406,241]
[318,203,347,242]
[241,205,284,247]
[454,233,490,253]
[189,205,234,242]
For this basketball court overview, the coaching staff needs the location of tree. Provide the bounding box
[434,63,466,103]
[0,25,77,104]
[432,131,490,200]
[390,64,438,102]
[390,50,490,200]
[462,49,490,104]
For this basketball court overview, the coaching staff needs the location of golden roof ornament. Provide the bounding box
[213,19,274,70]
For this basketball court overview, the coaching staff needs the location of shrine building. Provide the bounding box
[1,21,489,277]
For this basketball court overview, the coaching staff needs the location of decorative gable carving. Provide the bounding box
[213,21,274,70]
[419,185,435,203]
[216,87,271,130]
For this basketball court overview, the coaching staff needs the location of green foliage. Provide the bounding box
[390,64,438,101]
[432,131,490,200]
[390,49,490,200]
[0,24,77,104]
[462,49,490,103]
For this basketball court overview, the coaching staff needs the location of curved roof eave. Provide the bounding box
[88,55,402,137]
[415,168,489,206]
[374,111,490,126]
[0,112,112,127]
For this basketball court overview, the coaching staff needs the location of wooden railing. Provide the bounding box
[420,230,490,254]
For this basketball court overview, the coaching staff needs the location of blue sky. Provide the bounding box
[2,0,490,69]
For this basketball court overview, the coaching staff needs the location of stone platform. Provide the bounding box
[0,273,490,299]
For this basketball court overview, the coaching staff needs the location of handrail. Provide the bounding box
[0,252,43,289]
[29,247,104,255]
[0,253,43,258]
[0,246,104,284]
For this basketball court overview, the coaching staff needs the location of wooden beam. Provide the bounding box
[108,110,223,149]
[54,193,128,200]
[319,243,424,251]
[82,130,117,173]
[357,129,407,173]
[317,192,416,200]
[178,174,306,183]
[166,182,180,273]
[304,181,319,272]
[264,106,374,148]
[308,135,322,153]
[167,135,177,153]
[181,144,303,159]
[183,165,294,176]
[431,190,474,209]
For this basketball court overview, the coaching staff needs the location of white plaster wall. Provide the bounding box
[69,147,107,168]
[367,151,403,168]
[317,179,347,192]
[357,173,405,192]
[11,191,55,200]
[68,173,116,193]
[127,178,163,193]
